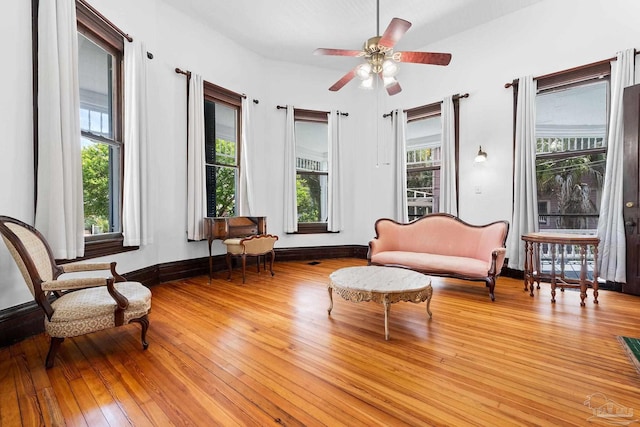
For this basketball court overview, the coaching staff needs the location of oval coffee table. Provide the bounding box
[328,266,433,340]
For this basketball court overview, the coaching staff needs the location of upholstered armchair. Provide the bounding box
[223,234,278,283]
[0,216,151,368]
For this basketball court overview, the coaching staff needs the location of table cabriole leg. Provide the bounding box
[383,298,390,341]
[579,244,587,307]
[592,243,599,304]
[327,286,333,315]
[524,241,531,292]
[550,243,557,303]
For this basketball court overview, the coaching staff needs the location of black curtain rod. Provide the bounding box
[504,49,639,88]
[384,92,470,118]
[276,105,347,116]
[77,0,132,42]
[175,68,258,103]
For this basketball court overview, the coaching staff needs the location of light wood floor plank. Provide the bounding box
[3,258,640,426]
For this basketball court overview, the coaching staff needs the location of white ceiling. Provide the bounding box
[162,0,543,70]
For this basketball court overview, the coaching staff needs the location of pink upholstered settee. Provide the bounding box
[368,213,509,301]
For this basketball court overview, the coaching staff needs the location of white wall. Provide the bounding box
[1,0,638,310]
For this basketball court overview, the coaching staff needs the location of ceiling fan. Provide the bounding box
[313,2,452,96]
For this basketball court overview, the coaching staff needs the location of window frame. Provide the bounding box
[202,81,243,218]
[293,108,330,234]
[404,99,460,220]
[77,14,124,231]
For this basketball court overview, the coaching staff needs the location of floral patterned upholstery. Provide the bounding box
[46,281,151,338]
[0,215,151,368]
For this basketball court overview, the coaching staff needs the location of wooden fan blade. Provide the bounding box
[314,48,363,57]
[379,18,411,49]
[329,67,358,91]
[396,51,452,66]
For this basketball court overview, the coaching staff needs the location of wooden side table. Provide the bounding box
[522,232,599,306]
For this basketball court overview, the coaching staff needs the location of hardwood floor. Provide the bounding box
[2,257,640,426]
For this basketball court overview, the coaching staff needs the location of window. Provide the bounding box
[77,31,122,236]
[203,82,242,217]
[405,103,443,221]
[294,109,329,233]
[75,1,137,259]
[535,62,610,232]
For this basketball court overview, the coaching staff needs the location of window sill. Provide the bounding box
[56,233,138,264]
[292,223,338,234]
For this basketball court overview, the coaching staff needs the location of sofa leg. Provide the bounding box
[486,278,496,301]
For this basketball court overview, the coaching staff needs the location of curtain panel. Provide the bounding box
[597,49,636,283]
[393,110,408,223]
[506,75,538,270]
[328,111,343,232]
[238,97,255,216]
[122,39,150,246]
[283,106,298,233]
[35,0,85,259]
[440,96,458,216]
[186,73,207,241]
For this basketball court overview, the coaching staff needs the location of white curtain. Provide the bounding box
[597,49,635,283]
[327,111,343,232]
[238,97,256,216]
[35,0,84,259]
[506,76,538,270]
[122,40,149,246]
[393,110,408,223]
[440,96,458,216]
[283,106,298,233]
[186,73,207,240]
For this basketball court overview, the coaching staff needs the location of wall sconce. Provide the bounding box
[474,145,487,163]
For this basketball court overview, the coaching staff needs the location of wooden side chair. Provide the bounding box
[0,215,151,368]
[223,234,278,283]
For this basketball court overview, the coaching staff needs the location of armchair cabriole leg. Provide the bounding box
[46,337,64,369]
[130,315,150,350]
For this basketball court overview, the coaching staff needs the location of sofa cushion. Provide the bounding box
[371,251,490,278]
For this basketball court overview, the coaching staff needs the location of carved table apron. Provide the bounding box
[328,266,433,340]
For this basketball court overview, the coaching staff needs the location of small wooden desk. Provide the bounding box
[203,216,267,279]
[522,232,599,306]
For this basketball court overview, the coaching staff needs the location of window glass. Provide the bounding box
[204,100,239,217]
[295,120,328,224]
[406,115,441,220]
[78,32,121,235]
[535,80,608,231]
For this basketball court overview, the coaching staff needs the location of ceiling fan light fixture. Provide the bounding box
[383,76,397,88]
[356,63,372,80]
[382,59,398,77]
[359,75,374,90]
